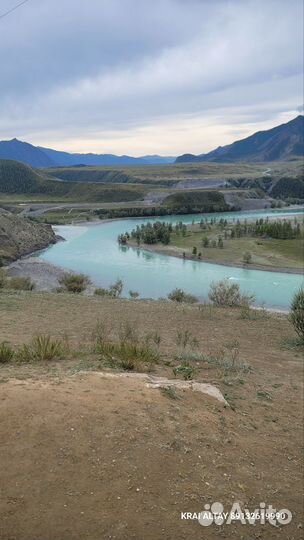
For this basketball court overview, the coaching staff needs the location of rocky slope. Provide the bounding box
[0,209,57,262]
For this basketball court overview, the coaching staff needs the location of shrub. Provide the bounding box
[160,386,179,400]
[290,288,304,341]
[129,290,140,299]
[17,335,64,362]
[167,288,198,304]
[7,276,35,290]
[202,351,251,373]
[96,338,159,371]
[176,329,198,349]
[243,251,252,264]
[94,287,112,297]
[109,279,123,298]
[208,279,255,307]
[93,321,159,371]
[173,362,195,380]
[0,342,14,363]
[94,279,123,298]
[59,273,90,293]
[174,350,204,362]
[145,331,161,347]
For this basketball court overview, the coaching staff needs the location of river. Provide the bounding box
[39,207,304,310]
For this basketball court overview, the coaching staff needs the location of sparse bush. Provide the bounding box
[174,350,205,363]
[290,288,304,341]
[145,331,161,348]
[0,342,14,363]
[243,251,252,264]
[176,329,198,349]
[17,334,64,362]
[208,279,255,307]
[119,321,139,344]
[167,288,198,304]
[109,279,123,298]
[59,273,90,294]
[94,287,111,297]
[94,279,123,298]
[129,290,140,299]
[93,321,159,371]
[173,362,195,380]
[7,276,35,290]
[160,386,179,400]
[96,339,159,371]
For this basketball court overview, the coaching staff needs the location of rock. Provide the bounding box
[0,210,57,262]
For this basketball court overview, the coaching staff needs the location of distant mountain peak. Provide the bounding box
[176,115,304,163]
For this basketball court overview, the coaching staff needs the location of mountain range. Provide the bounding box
[0,115,303,168]
[0,139,175,168]
[175,115,304,163]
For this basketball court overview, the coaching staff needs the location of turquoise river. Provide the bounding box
[40,208,304,310]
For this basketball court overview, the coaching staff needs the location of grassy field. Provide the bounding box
[0,291,303,539]
[45,159,304,186]
[136,220,304,272]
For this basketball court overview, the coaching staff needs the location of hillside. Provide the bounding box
[176,115,304,163]
[161,190,229,212]
[46,166,134,184]
[0,209,56,262]
[0,160,146,203]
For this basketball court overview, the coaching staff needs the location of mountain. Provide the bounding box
[0,139,55,167]
[176,115,304,163]
[0,138,175,167]
[39,146,175,166]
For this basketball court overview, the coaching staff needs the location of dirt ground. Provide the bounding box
[0,292,303,539]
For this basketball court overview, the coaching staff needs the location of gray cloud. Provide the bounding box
[0,0,302,153]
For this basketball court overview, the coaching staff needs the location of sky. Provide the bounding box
[0,0,303,156]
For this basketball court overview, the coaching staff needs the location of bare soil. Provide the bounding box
[0,292,303,539]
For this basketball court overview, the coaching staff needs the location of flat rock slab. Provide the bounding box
[95,371,229,406]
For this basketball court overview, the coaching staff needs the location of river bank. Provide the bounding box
[127,241,304,275]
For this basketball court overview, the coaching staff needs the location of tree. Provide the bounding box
[202,236,209,248]
[192,246,197,256]
[290,288,304,341]
[218,237,224,249]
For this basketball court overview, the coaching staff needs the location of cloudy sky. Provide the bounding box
[0,0,302,155]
